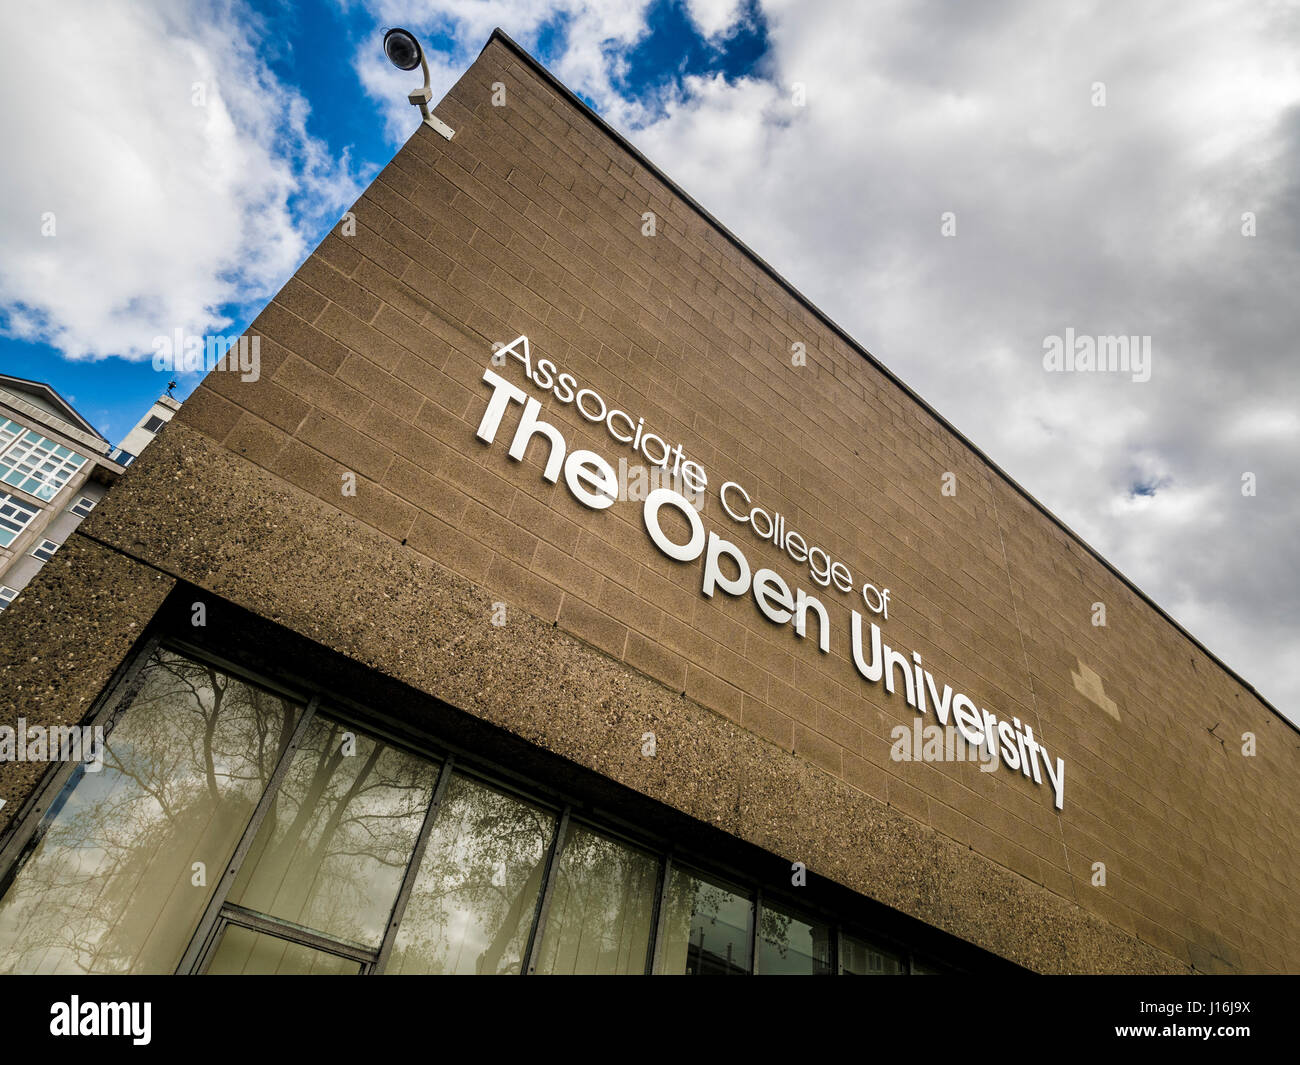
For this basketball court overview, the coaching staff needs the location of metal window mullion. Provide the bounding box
[194,916,231,975]
[648,852,673,975]
[218,904,377,966]
[751,887,763,975]
[523,806,570,975]
[372,756,455,974]
[177,696,319,974]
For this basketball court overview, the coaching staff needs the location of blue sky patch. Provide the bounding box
[611,0,769,119]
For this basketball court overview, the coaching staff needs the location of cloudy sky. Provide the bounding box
[1,0,1296,722]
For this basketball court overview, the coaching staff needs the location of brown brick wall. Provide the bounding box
[173,35,1298,972]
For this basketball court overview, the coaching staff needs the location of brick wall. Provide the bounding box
[176,33,1299,972]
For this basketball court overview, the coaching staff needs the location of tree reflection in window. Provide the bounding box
[207,925,362,975]
[225,716,439,952]
[659,867,753,974]
[535,826,658,974]
[757,901,833,975]
[0,649,299,974]
[386,773,556,974]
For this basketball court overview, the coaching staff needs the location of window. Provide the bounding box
[0,586,17,610]
[205,926,363,975]
[0,429,86,501]
[533,825,659,974]
[143,415,167,433]
[0,644,977,976]
[69,496,96,518]
[0,493,38,548]
[842,932,905,974]
[30,539,58,562]
[658,866,753,974]
[0,650,304,973]
[757,898,834,975]
[386,773,556,975]
[222,714,441,952]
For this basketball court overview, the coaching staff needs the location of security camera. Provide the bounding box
[381,27,453,139]
[383,28,423,72]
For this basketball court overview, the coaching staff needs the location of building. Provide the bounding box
[110,393,181,468]
[0,375,125,610]
[0,380,178,613]
[0,30,1295,976]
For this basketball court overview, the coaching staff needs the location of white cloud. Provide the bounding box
[0,0,370,360]
[1222,407,1300,444]
[353,0,657,144]
[683,0,746,39]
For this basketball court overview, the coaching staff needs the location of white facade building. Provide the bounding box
[0,377,177,608]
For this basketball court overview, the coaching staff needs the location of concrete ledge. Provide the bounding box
[0,535,175,827]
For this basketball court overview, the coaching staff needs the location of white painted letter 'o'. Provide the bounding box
[644,488,705,562]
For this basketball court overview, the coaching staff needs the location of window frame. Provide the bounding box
[0,427,86,501]
[0,632,983,977]
[69,495,97,518]
[179,697,465,976]
[30,538,59,562]
[0,634,163,900]
[0,491,39,548]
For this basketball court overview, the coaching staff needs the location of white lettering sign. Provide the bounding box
[472,340,1068,809]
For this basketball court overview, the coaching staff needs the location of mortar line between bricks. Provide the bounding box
[984,466,1081,912]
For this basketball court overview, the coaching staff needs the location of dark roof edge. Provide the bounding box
[479,28,1291,732]
[0,372,107,442]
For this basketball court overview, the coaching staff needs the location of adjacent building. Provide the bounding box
[0,375,123,610]
[111,393,180,468]
[0,31,1295,976]
[0,378,177,612]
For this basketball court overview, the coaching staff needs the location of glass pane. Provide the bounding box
[0,431,84,501]
[386,773,555,974]
[657,867,752,974]
[757,900,833,975]
[0,649,300,973]
[842,932,905,974]
[0,493,37,547]
[206,925,360,975]
[534,826,658,975]
[227,717,439,949]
